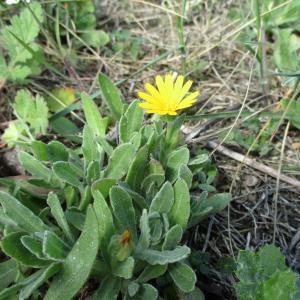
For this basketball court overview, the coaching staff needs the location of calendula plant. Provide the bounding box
[0,74,231,300]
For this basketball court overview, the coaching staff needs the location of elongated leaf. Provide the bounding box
[0,207,18,229]
[162,224,183,250]
[126,144,149,192]
[31,141,48,161]
[178,164,193,188]
[53,162,83,189]
[113,256,135,279]
[19,263,61,300]
[21,235,44,259]
[93,190,114,255]
[47,141,69,162]
[42,231,70,261]
[19,151,52,183]
[137,209,151,251]
[149,182,174,214]
[81,92,106,137]
[47,192,74,243]
[134,283,158,300]
[137,264,167,283]
[82,125,98,164]
[1,232,50,267]
[119,100,144,142]
[88,276,121,300]
[136,246,190,265]
[98,73,123,120]
[0,192,47,233]
[169,262,196,292]
[169,179,190,229]
[104,143,136,180]
[44,206,99,300]
[166,147,189,182]
[110,186,137,242]
[92,178,117,198]
[0,269,43,300]
[0,259,17,290]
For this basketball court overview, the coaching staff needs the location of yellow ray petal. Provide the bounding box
[144,83,162,101]
[137,91,155,103]
[155,75,168,99]
[167,110,177,115]
[178,80,193,101]
[164,74,174,92]
[139,102,159,109]
[174,75,184,94]
[146,109,168,115]
[177,91,199,109]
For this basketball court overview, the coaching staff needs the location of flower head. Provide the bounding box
[138,74,199,115]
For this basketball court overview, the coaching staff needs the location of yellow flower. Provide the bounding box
[138,74,199,115]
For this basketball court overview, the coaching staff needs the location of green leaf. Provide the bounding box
[98,73,123,120]
[136,246,190,265]
[128,282,140,297]
[166,147,190,182]
[19,263,61,300]
[47,192,74,243]
[81,92,107,137]
[65,210,85,231]
[188,154,209,166]
[0,191,47,233]
[19,151,52,183]
[13,90,48,135]
[113,256,135,279]
[92,178,117,198]
[110,186,137,242]
[92,190,114,255]
[42,231,70,261]
[169,262,196,293]
[257,270,299,300]
[185,287,205,300]
[82,30,110,48]
[190,193,231,226]
[178,164,193,189]
[126,144,149,192]
[82,125,98,164]
[46,141,69,162]
[149,182,174,214]
[0,266,60,300]
[134,283,158,300]
[137,264,167,283]
[2,2,43,63]
[258,244,288,278]
[21,235,44,259]
[104,143,136,180]
[169,179,190,229]
[162,224,183,250]
[281,99,300,129]
[0,259,17,290]
[44,206,99,300]
[137,209,151,250]
[119,100,144,142]
[31,141,48,161]
[274,29,300,72]
[88,276,121,300]
[53,161,82,189]
[1,120,25,147]
[1,232,50,267]
[51,117,80,136]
